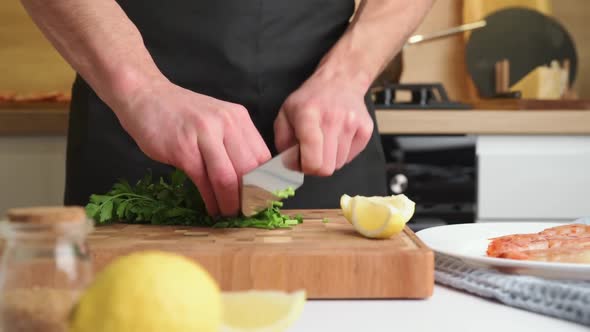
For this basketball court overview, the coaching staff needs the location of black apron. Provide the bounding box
[64,0,388,209]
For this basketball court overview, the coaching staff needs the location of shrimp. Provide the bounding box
[486,224,590,263]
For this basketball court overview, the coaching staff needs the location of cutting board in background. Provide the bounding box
[463,0,552,23]
[88,210,434,299]
[464,7,578,98]
[462,0,552,100]
[462,0,564,100]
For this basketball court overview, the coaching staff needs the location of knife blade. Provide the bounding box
[240,144,304,217]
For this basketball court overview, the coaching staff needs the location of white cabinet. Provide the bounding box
[0,136,67,215]
[476,136,590,222]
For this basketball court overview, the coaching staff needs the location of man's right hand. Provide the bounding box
[18,0,271,217]
[114,77,271,217]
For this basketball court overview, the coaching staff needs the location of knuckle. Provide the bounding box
[194,117,215,135]
[233,103,248,112]
[211,168,237,189]
[322,110,338,127]
[283,95,302,109]
[237,159,258,177]
[257,149,271,163]
[344,111,358,132]
[220,110,235,128]
[299,103,320,120]
[231,104,249,118]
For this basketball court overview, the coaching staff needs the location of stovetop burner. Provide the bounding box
[372,83,471,109]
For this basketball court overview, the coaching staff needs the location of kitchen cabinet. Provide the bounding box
[0,135,66,215]
[477,135,590,221]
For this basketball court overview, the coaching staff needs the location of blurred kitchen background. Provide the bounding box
[1,0,589,230]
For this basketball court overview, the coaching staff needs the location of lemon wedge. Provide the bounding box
[340,194,415,239]
[221,290,306,332]
[340,194,353,223]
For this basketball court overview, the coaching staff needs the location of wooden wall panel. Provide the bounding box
[398,0,470,101]
[0,2,74,96]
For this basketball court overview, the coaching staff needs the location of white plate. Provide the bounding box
[416,222,590,280]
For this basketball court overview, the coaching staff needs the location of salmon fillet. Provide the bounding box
[486,224,590,263]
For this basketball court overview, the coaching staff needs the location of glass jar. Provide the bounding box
[0,206,94,332]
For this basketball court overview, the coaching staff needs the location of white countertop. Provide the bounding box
[291,284,587,332]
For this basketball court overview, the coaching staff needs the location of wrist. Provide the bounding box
[311,62,372,94]
[103,64,168,115]
[312,44,376,94]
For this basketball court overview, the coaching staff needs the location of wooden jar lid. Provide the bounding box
[5,206,86,224]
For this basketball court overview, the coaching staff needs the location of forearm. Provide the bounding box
[315,0,434,91]
[20,0,163,111]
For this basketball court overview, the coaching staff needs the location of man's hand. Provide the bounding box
[274,70,373,176]
[19,0,274,217]
[116,78,271,217]
[274,0,434,175]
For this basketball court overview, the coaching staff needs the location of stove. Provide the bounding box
[371,83,471,110]
[381,136,476,231]
[371,83,476,231]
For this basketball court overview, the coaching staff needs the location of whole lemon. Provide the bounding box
[68,251,221,332]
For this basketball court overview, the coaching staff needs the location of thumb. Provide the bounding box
[273,109,296,152]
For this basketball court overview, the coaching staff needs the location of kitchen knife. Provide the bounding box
[240,144,304,217]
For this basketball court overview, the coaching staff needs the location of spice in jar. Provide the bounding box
[1,287,79,332]
[0,206,93,332]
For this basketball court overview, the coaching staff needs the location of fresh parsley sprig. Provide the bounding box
[85,169,303,229]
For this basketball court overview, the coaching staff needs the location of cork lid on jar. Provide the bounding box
[5,206,87,224]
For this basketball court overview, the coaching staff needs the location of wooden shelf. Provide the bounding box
[375,109,590,135]
[0,103,69,136]
[2,103,590,136]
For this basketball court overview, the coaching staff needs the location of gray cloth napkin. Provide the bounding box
[435,253,590,327]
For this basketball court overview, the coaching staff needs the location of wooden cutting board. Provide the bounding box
[88,209,434,299]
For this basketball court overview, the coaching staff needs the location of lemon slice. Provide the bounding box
[340,194,353,223]
[376,194,416,224]
[341,194,415,239]
[221,290,306,332]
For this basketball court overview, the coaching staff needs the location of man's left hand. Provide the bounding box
[274,70,374,176]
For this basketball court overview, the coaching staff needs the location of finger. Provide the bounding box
[347,119,374,164]
[274,110,296,153]
[293,108,323,174]
[240,114,271,165]
[226,123,260,178]
[179,146,220,217]
[199,135,240,217]
[319,118,339,176]
[335,113,356,170]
